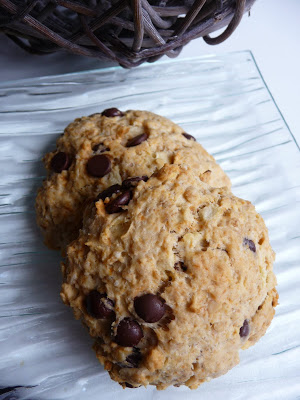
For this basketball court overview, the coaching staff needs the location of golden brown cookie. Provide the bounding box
[36,109,231,251]
[61,164,277,390]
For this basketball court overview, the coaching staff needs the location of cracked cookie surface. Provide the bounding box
[61,165,277,390]
[35,109,230,251]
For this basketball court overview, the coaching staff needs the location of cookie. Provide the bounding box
[61,164,277,390]
[35,109,231,251]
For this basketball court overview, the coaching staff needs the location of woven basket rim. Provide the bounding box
[0,0,256,67]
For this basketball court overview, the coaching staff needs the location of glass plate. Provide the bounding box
[0,51,299,400]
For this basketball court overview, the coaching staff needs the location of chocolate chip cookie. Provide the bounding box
[36,109,231,251]
[61,164,277,389]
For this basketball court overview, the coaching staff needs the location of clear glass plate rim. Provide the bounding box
[0,50,251,86]
[1,49,299,154]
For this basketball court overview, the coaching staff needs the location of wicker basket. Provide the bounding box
[0,0,256,68]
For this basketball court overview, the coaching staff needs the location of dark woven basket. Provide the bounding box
[0,0,256,68]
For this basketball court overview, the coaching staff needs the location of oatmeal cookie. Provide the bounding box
[61,164,277,390]
[36,109,230,251]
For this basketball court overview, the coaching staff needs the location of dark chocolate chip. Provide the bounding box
[102,108,124,117]
[182,132,196,141]
[126,348,142,368]
[92,143,110,153]
[86,291,115,320]
[126,133,148,148]
[243,238,256,253]
[106,190,131,214]
[96,184,122,202]
[174,261,188,272]
[51,152,71,173]
[239,319,250,337]
[122,176,148,189]
[115,318,143,347]
[134,294,166,323]
[87,154,111,177]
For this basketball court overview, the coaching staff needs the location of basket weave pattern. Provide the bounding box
[0,0,255,67]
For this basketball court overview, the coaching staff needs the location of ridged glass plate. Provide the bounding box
[0,51,299,400]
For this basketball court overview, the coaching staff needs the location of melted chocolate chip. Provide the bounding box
[239,319,250,337]
[96,184,122,202]
[134,294,166,323]
[182,132,196,141]
[86,291,115,320]
[51,152,71,173]
[126,348,142,368]
[243,238,256,253]
[126,133,148,148]
[174,261,188,272]
[122,176,148,189]
[115,318,143,347]
[87,154,111,177]
[102,108,124,117]
[106,190,131,214]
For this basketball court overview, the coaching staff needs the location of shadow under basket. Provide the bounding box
[0,0,256,67]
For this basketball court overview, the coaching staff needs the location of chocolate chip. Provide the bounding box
[96,184,122,202]
[239,319,250,337]
[126,348,142,368]
[92,143,110,153]
[106,190,131,214]
[174,261,187,272]
[126,133,148,148]
[86,291,115,320]
[87,154,111,177]
[243,238,256,253]
[134,294,166,323]
[51,152,71,173]
[115,318,143,347]
[102,108,124,117]
[182,132,196,141]
[122,176,148,189]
